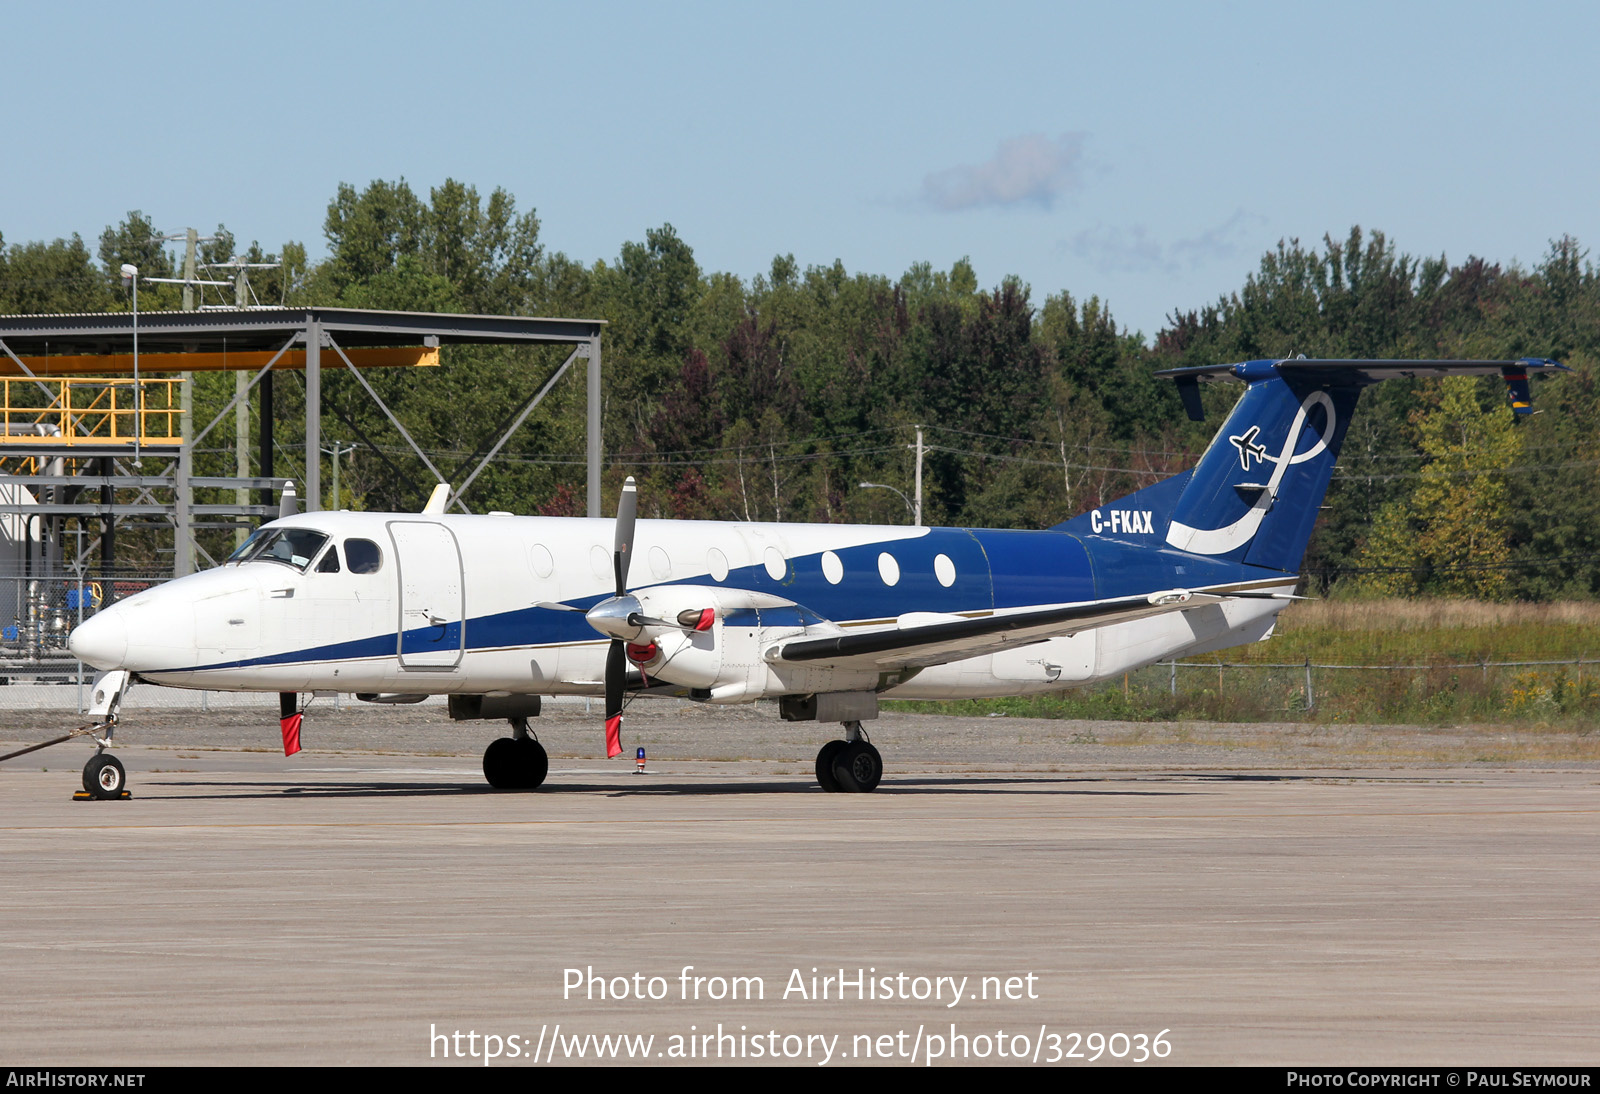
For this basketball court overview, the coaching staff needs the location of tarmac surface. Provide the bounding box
[1,705,1597,1067]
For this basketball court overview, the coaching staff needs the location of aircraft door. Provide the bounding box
[388,520,465,670]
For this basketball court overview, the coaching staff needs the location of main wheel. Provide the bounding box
[517,737,550,790]
[815,740,847,792]
[831,741,882,793]
[84,753,126,799]
[483,737,520,790]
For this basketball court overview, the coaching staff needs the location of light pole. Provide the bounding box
[119,264,141,465]
[858,481,913,523]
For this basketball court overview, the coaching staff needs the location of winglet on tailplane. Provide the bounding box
[1059,357,1568,574]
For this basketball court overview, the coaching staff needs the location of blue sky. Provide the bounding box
[8,1,1596,337]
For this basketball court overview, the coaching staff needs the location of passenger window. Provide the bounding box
[345,538,383,574]
[316,544,341,573]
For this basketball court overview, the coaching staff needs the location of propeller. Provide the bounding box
[589,477,639,758]
[575,476,716,757]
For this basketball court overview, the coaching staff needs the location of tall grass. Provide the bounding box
[886,600,1600,727]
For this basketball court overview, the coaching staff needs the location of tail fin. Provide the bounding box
[1059,357,1567,574]
[1163,368,1358,571]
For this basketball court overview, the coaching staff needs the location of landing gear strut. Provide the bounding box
[483,717,549,790]
[815,721,882,793]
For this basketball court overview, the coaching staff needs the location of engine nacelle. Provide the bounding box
[625,584,883,701]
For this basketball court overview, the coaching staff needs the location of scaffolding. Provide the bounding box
[0,307,605,676]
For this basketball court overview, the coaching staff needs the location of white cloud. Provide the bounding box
[1068,209,1264,275]
[1067,224,1166,274]
[922,133,1088,212]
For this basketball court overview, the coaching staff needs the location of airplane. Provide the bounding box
[56,356,1566,798]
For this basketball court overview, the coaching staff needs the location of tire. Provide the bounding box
[84,754,126,799]
[815,740,847,792]
[831,741,882,793]
[518,738,550,790]
[482,737,519,790]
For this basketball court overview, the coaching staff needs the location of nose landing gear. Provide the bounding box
[0,670,133,800]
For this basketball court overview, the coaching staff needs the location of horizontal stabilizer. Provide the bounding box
[1158,357,1568,419]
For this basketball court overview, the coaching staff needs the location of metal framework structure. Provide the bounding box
[0,307,606,583]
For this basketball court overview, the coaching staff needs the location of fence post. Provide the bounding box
[75,570,85,714]
[1169,659,1177,697]
[1304,657,1314,710]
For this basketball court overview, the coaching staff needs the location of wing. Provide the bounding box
[766,589,1263,672]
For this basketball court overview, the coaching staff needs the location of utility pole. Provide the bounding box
[119,265,141,466]
[194,253,282,544]
[321,441,354,511]
[235,263,250,541]
[179,229,197,573]
[915,425,924,526]
[143,228,225,568]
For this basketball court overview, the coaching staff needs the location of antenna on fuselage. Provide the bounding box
[422,483,452,515]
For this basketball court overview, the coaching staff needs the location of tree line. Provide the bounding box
[2,180,1596,599]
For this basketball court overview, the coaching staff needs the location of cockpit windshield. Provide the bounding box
[226,527,331,572]
[225,527,273,564]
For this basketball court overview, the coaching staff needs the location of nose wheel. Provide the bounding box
[82,752,127,800]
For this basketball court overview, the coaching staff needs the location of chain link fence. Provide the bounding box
[1066,656,1600,724]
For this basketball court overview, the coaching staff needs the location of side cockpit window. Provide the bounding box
[345,538,383,574]
[316,544,342,573]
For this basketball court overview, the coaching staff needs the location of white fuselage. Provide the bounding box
[69,510,1291,702]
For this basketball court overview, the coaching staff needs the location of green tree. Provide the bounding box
[1356,377,1523,598]
[0,232,111,314]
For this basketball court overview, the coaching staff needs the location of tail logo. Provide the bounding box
[1167,391,1337,556]
[1230,426,1268,469]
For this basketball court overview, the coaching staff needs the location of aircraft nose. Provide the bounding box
[68,608,129,669]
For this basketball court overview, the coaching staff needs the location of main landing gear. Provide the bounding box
[815,721,882,793]
[483,716,548,790]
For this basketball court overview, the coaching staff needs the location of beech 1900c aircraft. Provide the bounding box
[62,357,1565,797]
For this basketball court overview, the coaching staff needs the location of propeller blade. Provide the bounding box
[604,639,626,758]
[279,691,302,757]
[613,476,637,596]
